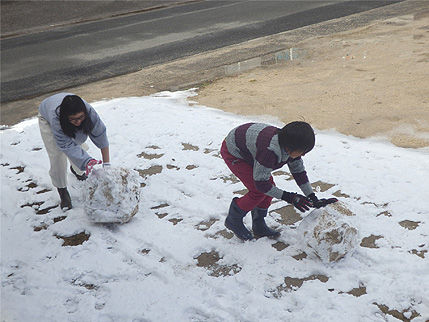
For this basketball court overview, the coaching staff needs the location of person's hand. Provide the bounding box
[86,159,102,175]
[307,193,338,208]
[282,191,312,212]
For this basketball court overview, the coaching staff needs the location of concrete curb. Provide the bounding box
[1,0,427,126]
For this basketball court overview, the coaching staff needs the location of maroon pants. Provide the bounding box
[221,141,274,212]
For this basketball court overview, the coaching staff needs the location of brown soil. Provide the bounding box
[195,12,429,148]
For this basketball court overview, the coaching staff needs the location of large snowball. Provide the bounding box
[297,203,358,263]
[84,167,140,223]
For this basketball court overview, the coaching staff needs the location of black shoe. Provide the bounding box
[251,207,280,239]
[224,198,253,241]
[70,166,87,181]
[57,188,72,210]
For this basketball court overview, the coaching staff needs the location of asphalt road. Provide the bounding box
[1,0,400,103]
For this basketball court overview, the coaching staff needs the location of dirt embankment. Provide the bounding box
[196,11,429,149]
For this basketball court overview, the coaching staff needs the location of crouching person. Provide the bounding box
[38,93,110,210]
[220,121,337,241]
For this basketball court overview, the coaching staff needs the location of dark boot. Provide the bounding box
[225,198,253,241]
[57,188,72,210]
[70,166,87,181]
[251,207,280,238]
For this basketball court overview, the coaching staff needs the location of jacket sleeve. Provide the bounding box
[287,157,313,196]
[253,160,284,200]
[50,117,92,170]
[87,104,109,149]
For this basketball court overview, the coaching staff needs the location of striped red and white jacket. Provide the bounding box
[224,122,313,199]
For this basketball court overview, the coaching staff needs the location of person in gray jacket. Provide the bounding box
[38,93,110,210]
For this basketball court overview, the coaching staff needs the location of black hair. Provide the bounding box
[278,121,315,154]
[56,95,93,138]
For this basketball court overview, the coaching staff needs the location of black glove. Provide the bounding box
[282,191,311,212]
[307,193,338,208]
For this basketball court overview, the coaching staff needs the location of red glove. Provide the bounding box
[86,159,102,175]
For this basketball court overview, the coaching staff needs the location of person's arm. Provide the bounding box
[253,161,312,212]
[101,146,110,163]
[287,157,313,196]
[288,157,338,208]
[253,161,283,199]
[50,118,92,170]
[86,104,109,152]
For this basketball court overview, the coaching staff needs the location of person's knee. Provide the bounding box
[258,196,273,209]
[246,191,267,203]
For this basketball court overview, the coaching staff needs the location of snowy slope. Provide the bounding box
[1,90,428,321]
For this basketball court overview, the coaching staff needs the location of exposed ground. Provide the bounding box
[196,11,429,149]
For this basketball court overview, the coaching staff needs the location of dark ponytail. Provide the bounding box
[56,95,93,138]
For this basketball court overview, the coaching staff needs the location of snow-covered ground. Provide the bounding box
[1,90,428,321]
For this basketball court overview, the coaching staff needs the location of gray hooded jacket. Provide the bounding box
[39,93,109,170]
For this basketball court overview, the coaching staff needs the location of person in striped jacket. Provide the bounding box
[220,121,337,241]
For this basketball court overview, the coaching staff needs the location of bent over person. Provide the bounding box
[220,121,337,241]
[38,93,110,210]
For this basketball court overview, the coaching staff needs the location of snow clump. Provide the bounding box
[297,202,359,263]
[84,167,140,223]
